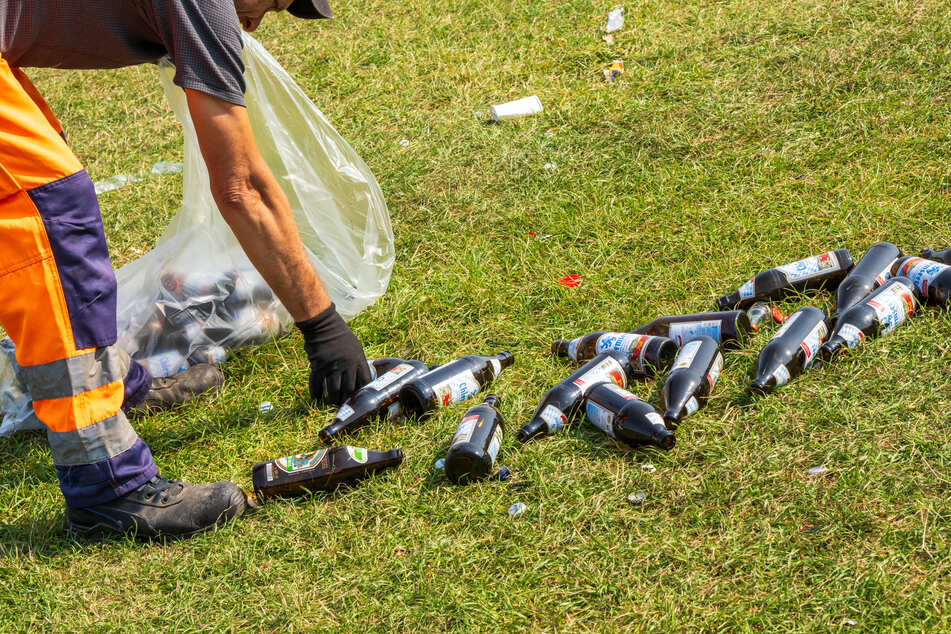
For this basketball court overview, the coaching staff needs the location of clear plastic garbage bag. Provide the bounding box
[0,33,393,435]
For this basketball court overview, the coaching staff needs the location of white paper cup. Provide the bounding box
[490,95,543,122]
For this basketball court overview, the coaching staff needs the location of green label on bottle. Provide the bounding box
[276,449,328,473]
[347,446,368,464]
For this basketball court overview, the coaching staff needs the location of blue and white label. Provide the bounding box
[707,353,724,388]
[335,403,355,422]
[571,356,627,393]
[772,364,791,387]
[800,320,828,368]
[451,415,479,447]
[672,339,702,370]
[585,400,616,438]
[645,411,667,430]
[487,427,502,465]
[683,397,699,416]
[900,258,948,297]
[668,320,722,346]
[837,323,865,348]
[567,338,580,361]
[433,370,480,407]
[777,251,840,282]
[738,279,756,299]
[540,404,568,433]
[866,282,914,335]
[366,363,415,391]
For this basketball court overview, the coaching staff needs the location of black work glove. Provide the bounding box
[296,303,371,406]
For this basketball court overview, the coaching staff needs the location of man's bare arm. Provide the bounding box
[184,88,329,322]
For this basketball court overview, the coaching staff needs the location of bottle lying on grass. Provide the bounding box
[751,305,827,393]
[551,332,676,375]
[890,256,951,306]
[834,242,901,317]
[320,357,430,442]
[662,335,723,426]
[400,352,514,419]
[252,446,403,500]
[717,249,854,310]
[632,310,753,349]
[584,383,674,450]
[920,247,951,264]
[820,277,916,361]
[445,395,504,484]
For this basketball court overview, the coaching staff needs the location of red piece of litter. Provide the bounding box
[529,231,537,237]
[771,306,787,323]
[559,274,582,288]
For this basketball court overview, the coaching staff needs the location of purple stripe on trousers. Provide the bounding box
[122,358,152,411]
[56,438,158,508]
[27,170,117,350]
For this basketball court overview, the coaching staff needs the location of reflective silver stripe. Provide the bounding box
[18,346,124,402]
[46,412,139,466]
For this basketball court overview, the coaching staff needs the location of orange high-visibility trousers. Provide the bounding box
[0,54,157,507]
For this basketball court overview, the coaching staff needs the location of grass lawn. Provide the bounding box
[2,0,951,629]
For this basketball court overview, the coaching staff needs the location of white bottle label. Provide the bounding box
[773,310,801,339]
[567,338,580,361]
[799,320,828,368]
[335,403,356,422]
[684,396,699,416]
[866,281,915,334]
[486,426,502,465]
[672,339,702,370]
[601,383,635,399]
[366,363,415,391]
[738,279,756,299]
[668,320,722,346]
[595,333,654,372]
[874,260,895,286]
[451,414,479,447]
[837,323,865,348]
[707,353,724,388]
[585,400,616,438]
[540,404,568,433]
[645,412,667,429]
[571,356,627,393]
[772,364,791,387]
[347,447,368,463]
[898,257,949,297]
[433,370,481,407]
[777,251,840,282]
[490,358,502,377]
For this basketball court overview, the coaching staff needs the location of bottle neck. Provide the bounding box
[482,394,501,409]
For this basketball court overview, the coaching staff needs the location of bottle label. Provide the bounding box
[433,370,481,407]
[800,320,828,368]
[335,403,356,422]
[898,257,948,297]
[595,333,644,357]
[486,426,502,465]
[571,356,626,393]
[668,320,722,346]
[601,383,635,399]
[684,396,699,416]
[739,279,756,299]
[366,363,416,391]
[567,338,580,361]
[866,282,914,334]
[874,259,895,286]
[772,364,791,387]
[672,339,702,370]
[777,251,840,282]
[585,400,616,438]
[451,414,479,447]
[645,412,667,429]
[707,352,724,388]
[540,404,568,433]
[773,310,801,339]
[837,323,865,348]
[490,358,502,377]
[275,449,329,474]
[347,446,368,464]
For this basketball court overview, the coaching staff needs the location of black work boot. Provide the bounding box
[128,363,224,415]
[65,475,247,541]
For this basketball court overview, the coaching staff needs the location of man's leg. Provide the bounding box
[0,59,245,538]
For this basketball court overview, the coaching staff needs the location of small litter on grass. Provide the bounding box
[543,162,557,171]
[807,464,828,476]
[605,7,624,33]
[627,492,646,506]
[844,620,858,627]
[544,130,554,138]
[602,60,624,82]
[151,160,183,175]
[772,306,788,323]
[94,173,143,195]
[559,274,582,288]
[258,401,274,416]
[642,463,657,473]
[434,458,445,470]
[508,502,527,518]
[398,139,410,146]
[602,34,615,44]
[490,95,543,122]
[529,231,554,240]
[490,466,512,481]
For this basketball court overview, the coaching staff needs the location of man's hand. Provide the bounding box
[297,304,371,405]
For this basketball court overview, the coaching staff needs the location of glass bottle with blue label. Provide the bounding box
[751,306,829,393]
[517,351,630,442]
[584,383,674,449]
[551,332,676,375]
[717,249,854,310]
[890,256,951,306]
[661,335,723,426]
[920,247,951,264]
[251,445,404,500]
[820,277,917,362]
[632,310,753,349]
[445,394,504,484]
[399,352,514,419]
[319,358,430,442]
[834,242,902,318]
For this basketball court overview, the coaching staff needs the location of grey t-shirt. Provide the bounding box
[0,0,246,105]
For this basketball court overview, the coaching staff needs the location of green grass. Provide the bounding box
[2,0,951,629]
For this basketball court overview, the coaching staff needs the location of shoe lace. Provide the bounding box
[136,475,183,504]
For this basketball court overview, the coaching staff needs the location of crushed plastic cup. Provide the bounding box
[398,139,410,146]
[641,463,657,473]
[490,96,543,122]
[508,502,527,518]
[627,492,646,506]
[490,466,512,481]
[602,60,624,82]
[94,173,143,195]
[151,160,183,175]
[807,465,828,476]
[605,7,624,33]
[258,401,274,416]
